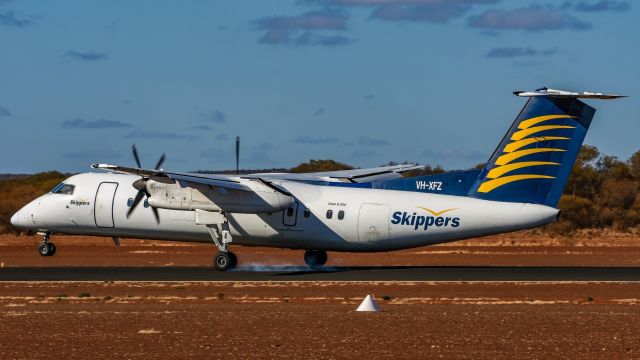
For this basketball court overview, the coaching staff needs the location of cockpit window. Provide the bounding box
[51,183,75,195]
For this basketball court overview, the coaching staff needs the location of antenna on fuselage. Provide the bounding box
[235,136,240,175]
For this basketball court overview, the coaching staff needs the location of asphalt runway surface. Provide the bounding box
[1,266,640,281]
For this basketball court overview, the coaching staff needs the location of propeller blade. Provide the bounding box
[143,188,160,224]
[132,144,142,168]
[126,190,145,218]
[154,153,166,170]
[150,206,160,224]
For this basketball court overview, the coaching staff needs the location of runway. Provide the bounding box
[1,266,640,281]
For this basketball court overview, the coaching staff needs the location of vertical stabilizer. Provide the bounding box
[468,88,624,207]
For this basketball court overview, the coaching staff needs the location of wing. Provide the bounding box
[91,164,252,191]
[248,164,422,183]
[92,163,421,186]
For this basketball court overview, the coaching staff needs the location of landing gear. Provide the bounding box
[38,233,56,257]
[204,212,237,271]
[214,251,238,271]
[304,250,327,269]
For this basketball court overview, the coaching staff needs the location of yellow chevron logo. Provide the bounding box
[486,161,560,179]
[496,148,565,165]
[478,174,555,193]
[511,125,575,141]
[504,136,570,153]
[417,207,457,216]
[478,114,578,193]
[518,114,576,129]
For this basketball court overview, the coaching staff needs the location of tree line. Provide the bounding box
[1,145,638,234]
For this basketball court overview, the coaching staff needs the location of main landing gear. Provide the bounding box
[214,251,237,271]
[304,250,327,269]
[205,214,237,271]
[38,232,56,257]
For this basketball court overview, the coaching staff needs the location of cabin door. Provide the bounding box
[94,182,118,228]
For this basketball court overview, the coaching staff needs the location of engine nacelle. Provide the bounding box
[145,178,295,214]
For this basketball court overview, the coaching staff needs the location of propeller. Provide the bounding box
[126,144,165,223]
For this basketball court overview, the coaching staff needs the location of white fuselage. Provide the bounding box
[11,173,559,251]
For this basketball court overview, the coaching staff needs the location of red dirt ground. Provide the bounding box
[1,281,639,359]
[2,233,640,359]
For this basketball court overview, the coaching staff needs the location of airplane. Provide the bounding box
[10,87,624,271]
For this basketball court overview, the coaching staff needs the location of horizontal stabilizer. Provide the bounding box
[514,87,625,99]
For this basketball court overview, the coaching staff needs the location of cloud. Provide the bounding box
[0,105,11,116]
[564,0,631,12]
[468,5,592,31]
[303,0,495,6]
[358,136,389,146]
[0,10,34,28]
[253,8,349,31]
[259,29,354,47]
[371,3,473,23]
[303,0,498,23]
[65,50,109,62]
[63,148,121,161]
[312,108,325,116]
[253,8,354,47]
[293,136,339,144]
[126,130,194,140]
[61,118,131,129]
[200,110,226,123]
[486,46,558,58]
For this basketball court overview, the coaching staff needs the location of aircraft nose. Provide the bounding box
[10,211,21,227]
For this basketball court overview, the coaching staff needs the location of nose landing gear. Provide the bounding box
[214,251,238,271]
[38,232,56,257]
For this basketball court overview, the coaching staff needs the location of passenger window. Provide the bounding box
[127,198,134,207]
[338,210,345,220]
[286,208,294,217]
[51,183,75,195]
[326,209,333,219]
[303,209,310,218]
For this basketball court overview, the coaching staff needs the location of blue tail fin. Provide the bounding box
[468,94,595,207]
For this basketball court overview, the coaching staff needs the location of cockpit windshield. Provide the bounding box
[51,183,75,195]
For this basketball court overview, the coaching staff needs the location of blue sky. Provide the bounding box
[0,0,637,173]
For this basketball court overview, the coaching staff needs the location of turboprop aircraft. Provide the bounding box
[11,87,624,270]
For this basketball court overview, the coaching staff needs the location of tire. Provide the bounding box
[214,252,232,271]
[48,243,56,256]
[228,252,238,268]
[38,244,50,257]
[304,250,327,269]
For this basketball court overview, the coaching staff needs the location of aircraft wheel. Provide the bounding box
[214,252,235,271]
[228,252,238,268]
[304,250,327,269]
[48,243,56,256]
[38,243,51,257]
